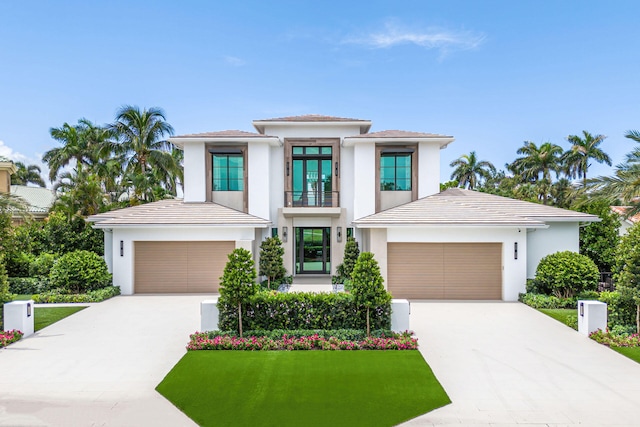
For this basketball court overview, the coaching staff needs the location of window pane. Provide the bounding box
[306,147,319,155]
[293,160,303,193]
[228,155,243,168]
[380,156,395,167]
[293,147,303,155]
[396,179,410,191]
[321,147,332,155]
[396,155,411,167]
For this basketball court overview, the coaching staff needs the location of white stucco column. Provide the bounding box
[419,142,441,198]
[353,144,376,219]
[103,229,113,273]
[248,141,271,220]
[183,141,206,202]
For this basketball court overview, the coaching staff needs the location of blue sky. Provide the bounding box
[1,1,639,185]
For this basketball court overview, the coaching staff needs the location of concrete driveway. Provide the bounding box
[404,302,640,427]
[0,295,203,427]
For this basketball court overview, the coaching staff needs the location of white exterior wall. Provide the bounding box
[619,220,633,236]
[526,222,580,278]
[340,145,355,226]
[418,142,441,198]
[103,229,113,273]
[259,124,363,139]
[182,142,206,202]
[247,141,271,220]
[269,144,285,224]
[353,144,376,219]
[110,226,257,295]
[385,226,527,301]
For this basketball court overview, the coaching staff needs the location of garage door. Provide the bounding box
[134,241,235,293]
[387,243,502,300]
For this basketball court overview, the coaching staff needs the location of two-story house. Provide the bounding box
[89,115,598,300]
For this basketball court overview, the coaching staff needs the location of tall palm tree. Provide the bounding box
[564,131,611,186]
[510,141,564,204]
[43,119,108,181]
[11,162,46,187]
[449,151,496,190]
[109,106,178,201]
[53,168,105,218]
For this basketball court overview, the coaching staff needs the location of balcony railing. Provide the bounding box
[284,191,339,208]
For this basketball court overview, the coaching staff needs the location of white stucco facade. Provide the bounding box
[526,222,580,278]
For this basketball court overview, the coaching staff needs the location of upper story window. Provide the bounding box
[291,146,333,206]
[380,151,412,191]
[212,152,244,191]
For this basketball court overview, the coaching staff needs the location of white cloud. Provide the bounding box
[0,140,52,187]
[344,21,486,56]
[223,56,246,66]
[0,140,28,162]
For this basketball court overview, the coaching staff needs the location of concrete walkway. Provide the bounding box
[0,295,204,427]
[403,302,640,426]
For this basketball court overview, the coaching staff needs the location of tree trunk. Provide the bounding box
[238,302,243,338]
[366,307,371,337]
[636,304,639,335]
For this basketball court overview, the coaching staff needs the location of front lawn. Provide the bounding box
[157,350,449,427]
[612,346,640,364]
[11,294,34,301]
[539,308,576,329]
[35,306,86,331]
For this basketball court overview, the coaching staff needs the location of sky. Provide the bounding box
[1,1,639,186]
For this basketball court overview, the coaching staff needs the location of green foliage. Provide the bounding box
[0,256,10,330]
[8,277,50,294]
[599,290,637,330]
[534,251,599,298]
[4,251,34,277]
[350,252,392,336]
[29,253,57,277]
[42,212,104,255]
[49,250,111,293]
[613,223,640,332]
[258,236,286,287]
[334,237,360,284]
[218,248,257,337]
[578,200,620,271]
[519,293,577,309]
[32,286,120,303]
[218,291,391,331]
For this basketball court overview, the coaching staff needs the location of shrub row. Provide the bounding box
[590,329,640,347]
[0,330,23,348]
[187,332,418,351]
[205,329,403,341]
[32,286,120,303]
[8,277,51,295]
[218,291,391,331]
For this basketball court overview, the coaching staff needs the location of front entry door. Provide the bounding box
[295,227,331,274]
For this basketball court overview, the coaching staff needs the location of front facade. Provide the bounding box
[90,115,598,300]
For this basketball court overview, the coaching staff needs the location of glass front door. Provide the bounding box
[295,227,331,274]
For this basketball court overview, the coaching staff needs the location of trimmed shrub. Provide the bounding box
[599,290,636,331]
[0,256,10,330]
[218,291,391,332]
[29,253,57,278]
[519,293,576,309]
[218,248,258,337]
[259,236,286,289]
[351,252,392,336]
[32,286,120,303]
[5,251,35,278]
[49,250,111,293]
[534,251,599,298]
[8,277,50,295]
[333,237,360,284]
[205,329,401,340]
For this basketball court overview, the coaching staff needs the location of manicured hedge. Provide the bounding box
[8,277,50,295]
[218,291,391,331]
[206,329,399,340]
[32,286,120,303]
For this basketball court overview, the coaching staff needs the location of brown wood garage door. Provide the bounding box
[134,241,235,293]
[387,243,502,300]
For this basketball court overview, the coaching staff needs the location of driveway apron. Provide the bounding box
[0,295,205,427]
[403,302,640,427]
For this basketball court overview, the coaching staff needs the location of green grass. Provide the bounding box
[157,350,450,427]
[12,294,34,301]
[539,308,574,324]
[612,346,640,364]
[34,306,86,331]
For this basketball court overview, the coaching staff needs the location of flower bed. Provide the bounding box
[589,329,640,347]
[187,332,418,351]
[0,329,23,348]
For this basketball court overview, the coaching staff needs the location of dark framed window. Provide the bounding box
[380,152,412,191]
[212,153,244,191]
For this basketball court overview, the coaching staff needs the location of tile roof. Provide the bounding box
[172,130,272,138]
[10,185,55,213]
[611,206,640,223]
[253,114,369,122]
[88,199,270,228]
[349,130,453,138]
[354,188,599,227]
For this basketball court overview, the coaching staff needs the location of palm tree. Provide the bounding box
[109,106,179,201]
[11,162,46,187]
[43,119,108,181]
[564,131,611,186]
[53,168,105,218]
[449,151,496,190]
[510,141,564,204]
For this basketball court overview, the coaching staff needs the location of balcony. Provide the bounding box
[285,191,339,207]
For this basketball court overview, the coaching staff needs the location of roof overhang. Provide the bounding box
[170,136,281,148]
[342,136,454,149]
[92,222,270,229]
[353,223,549,229]
[253,120,372,135]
